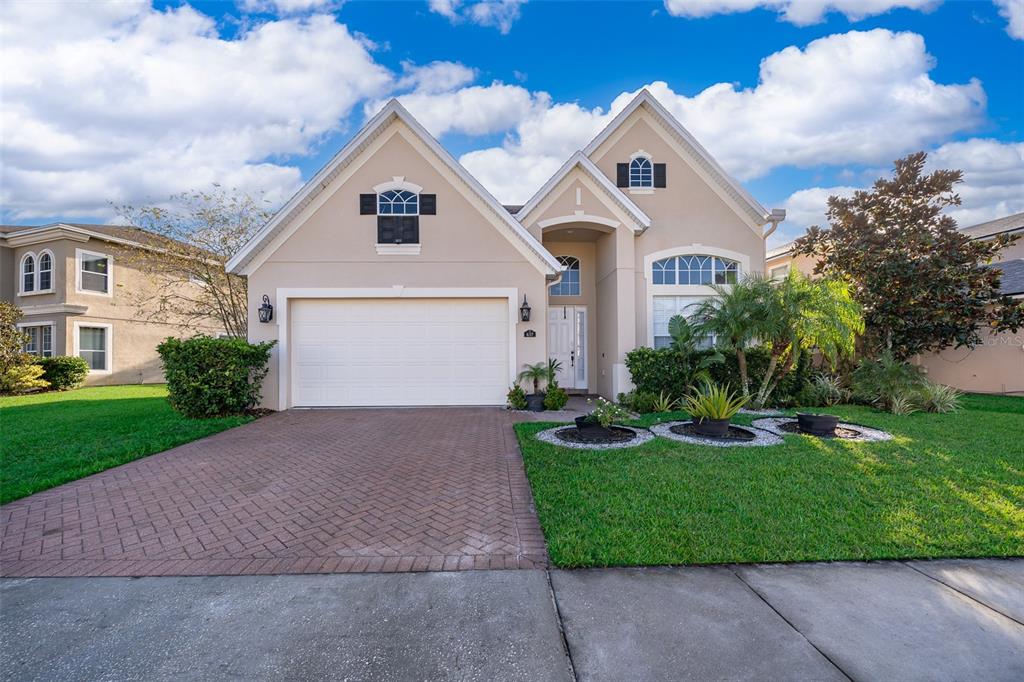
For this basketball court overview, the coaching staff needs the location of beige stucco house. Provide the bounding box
[1,223,225,385]
[767,212,1024,395]
[228,91,785,410]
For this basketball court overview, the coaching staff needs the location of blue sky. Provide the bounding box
[2,0,1022,245]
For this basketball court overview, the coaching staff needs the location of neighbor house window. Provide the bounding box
[77,325,110,371]
[651,255,740,286]
[549,256,581,296]
[38,251,53,291]
[20,254,35,293]
[78,249,110,294]
[377,189,419,244]
[21,325,53,358]
[629,156,653,188]
[770,264,789,280]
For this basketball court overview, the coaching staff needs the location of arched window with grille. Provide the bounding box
[549,256,581,296]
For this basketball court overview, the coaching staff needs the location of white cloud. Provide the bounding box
[994,0,1024,38]
[396,60,477,94]
[0,3,392,220]
[447,29,984,203]
[770,138,1024,246]
[664,0,939,25]
[428,0,526,33]
[239,0,336,13]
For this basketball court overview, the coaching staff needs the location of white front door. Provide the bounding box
[547,305,586,390]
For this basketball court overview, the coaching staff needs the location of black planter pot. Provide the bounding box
[575,416,612,437]
[797,412,840,436]
[693,417,731,438]
[526,394,546,412]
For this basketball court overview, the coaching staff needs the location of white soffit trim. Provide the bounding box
[227,99,560,276]
[516,151,651,231]
[583,89,773,229]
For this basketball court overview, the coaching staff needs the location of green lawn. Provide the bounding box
[1,385,252,504]
[515,394,1024,567]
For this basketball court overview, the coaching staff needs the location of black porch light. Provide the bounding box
[258,294,274,323]
[519,294,531,322]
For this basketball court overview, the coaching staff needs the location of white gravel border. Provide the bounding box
[649,421,783,448]
[751,417,893,442]
[739,407,785,416]
[534,425,654,450]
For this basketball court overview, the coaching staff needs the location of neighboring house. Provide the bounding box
[228,90,785,409]
[766,212,1024,395]
[0,223,224,384]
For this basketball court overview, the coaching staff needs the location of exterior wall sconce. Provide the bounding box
[258,294,274,323]
[519,295,531,322]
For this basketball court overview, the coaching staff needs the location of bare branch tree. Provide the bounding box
[116,186,272,338]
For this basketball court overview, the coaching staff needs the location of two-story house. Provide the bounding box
[227,90,785,409]
[1,223,225,384]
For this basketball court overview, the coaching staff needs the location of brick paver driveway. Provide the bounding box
[1,409,547,577]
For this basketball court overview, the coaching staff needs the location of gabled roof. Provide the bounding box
[994,258,1024,297]
[226,99,561,276]
[960,211,1024,240]
[515,151,652,230]
[583,89,779,229]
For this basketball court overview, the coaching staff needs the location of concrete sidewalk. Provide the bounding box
[2,559,1022,681]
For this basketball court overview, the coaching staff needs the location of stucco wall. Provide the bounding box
[919,326,1024,395]
[246,121,550,410]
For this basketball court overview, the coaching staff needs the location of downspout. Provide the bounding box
[763,208,786,241]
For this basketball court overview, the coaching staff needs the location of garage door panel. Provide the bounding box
[291,298,510,407]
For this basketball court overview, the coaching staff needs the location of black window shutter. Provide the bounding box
[360,193,376,215]
[420,194,436,215]
[616,163,629,187]
[653,164,666,188]
[377,216,419,244]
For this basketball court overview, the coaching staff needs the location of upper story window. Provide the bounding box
[652,255,740,286]
[629,156,653,188]
[21,254,35,293]
[549,256,581,296]
[38,252,52,291]
[77,249,111,295]
[360,181,436,250]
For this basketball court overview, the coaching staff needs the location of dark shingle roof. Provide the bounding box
[960,212,1024,240]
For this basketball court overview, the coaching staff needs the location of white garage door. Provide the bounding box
[290,298,510,407]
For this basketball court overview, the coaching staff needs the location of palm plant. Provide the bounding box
[750,271,863,409]
[517,362,549,396]
[666,314,723,389]
[690,275,775,399]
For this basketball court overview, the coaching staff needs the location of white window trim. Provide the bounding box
[643,245,751,347]
[75,248,113,297]
[628,150,654,191]
[372,176,424,194]
[273,287,520,410]
[16,321,56,357]
[549,255,582,297]
[375,243,422,256]
[18,251,56,296]
[73,321,113,374]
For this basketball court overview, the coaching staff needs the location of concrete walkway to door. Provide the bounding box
[0,408,547,577]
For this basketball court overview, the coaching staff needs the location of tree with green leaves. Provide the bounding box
[750,271,863,408]
[794,152,1023,360]
[690,275,774,399]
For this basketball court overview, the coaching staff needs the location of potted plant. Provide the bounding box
[682,381,748,437]
[796,412,840,436]
[517,358,563,412]
[575,397,630,437]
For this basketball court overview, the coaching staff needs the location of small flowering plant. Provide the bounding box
[586,397,631,428]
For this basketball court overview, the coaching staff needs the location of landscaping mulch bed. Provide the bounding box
[534,425,655,450]
[752,417,894,443]
[650,421,783,448]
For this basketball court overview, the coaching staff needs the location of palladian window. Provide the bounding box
[651,255,739,286]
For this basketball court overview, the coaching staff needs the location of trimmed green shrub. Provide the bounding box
[36,356,89,391]
[624,347,703,400]
[543,383,569,411]
[157,336,275,418]
[507,384,528,410]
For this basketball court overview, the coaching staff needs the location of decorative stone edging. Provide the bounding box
[534,425,655,450]
[751,417,894,443]
[738,407,785,416]
[649,421,783,448]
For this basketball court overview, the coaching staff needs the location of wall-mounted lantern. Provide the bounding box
[519,295,531,322]
[258,294,274,323]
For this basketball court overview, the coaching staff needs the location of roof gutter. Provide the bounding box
[762,208,786,240]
